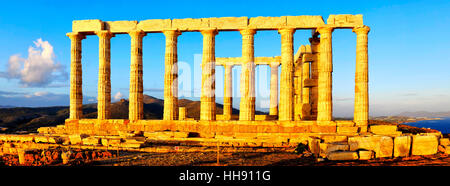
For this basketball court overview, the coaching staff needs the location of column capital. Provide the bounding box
[200,29,218,36]
[66,32,86,40]
[224,63,234,69]
[95,30,115,39]
[316,26,334,35]
[270,62,281,68]
[278,28,296,35]
[128,29,147,38]
[162,29,182,37]
[239,29,256,36]
[352,25,370,35]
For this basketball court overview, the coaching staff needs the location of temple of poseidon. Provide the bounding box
[1,15,449,163]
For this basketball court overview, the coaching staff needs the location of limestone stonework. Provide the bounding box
[30,15,396,157]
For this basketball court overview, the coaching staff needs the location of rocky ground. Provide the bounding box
[87,151,450,166]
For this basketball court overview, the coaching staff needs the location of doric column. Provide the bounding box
[239,29,256,121]
[67,32,85,120]
[309,36,320,118]
[269,62,280,116]
[96,31,114,120]
[128,30,146,121]
[278,28,295,121]
[163,30,181,120]
[200,29,218,121]
[301,55,311,119]
[223,64,233,120]
[353,26,370,127]
[316,27,334,122]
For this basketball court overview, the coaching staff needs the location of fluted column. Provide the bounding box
[67,32,85,120]
[163,30,181,120]
[309,36,320,118]
[239,29,256,121]
[301,55,311,119]
[223,64,233,120]
[278,28,295,121]
[269,62,280,116]
[200,29,218,121]
[353,26,370,127]
[316,27,334,122]
[96,31,114,120]
[128,30,146,121]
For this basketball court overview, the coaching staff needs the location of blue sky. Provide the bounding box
[0,0,449,117]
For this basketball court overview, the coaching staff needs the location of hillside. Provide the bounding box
[398,111,450,118]
[0,95,266,133]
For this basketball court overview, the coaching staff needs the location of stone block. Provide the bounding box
[319,143,349,157]
[210,17,247,30]
[137,19,171,32]
[358,150,374,160]
[348,135,393,158]
[171,18,209,31]
[440,138,450,146]
[337,126,358,134]
[336,121,355,127]
[326,14,363,27]
[320,135,348,143]
[248,16,286,29]
[445,146,450,155]
[33,136,49,143]
[411,135,438,156]
[82,137,100,146]
[285,15,325,28]
[73,20,104,32]
[394,136,411,157]
[308,137,321,154]
[327,151,358,161]
[369,125,398,135]
[69,134,83,145]
[105,21,138,33]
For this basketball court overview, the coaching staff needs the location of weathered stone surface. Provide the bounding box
[308,137,321,154]
[327,14,363,27]
[210,17,247,30]
[327,151,358,161]
[348,136,393,158]
[369,125,398,135]
[394,136,411,157]
[69,134,84,145]
[285,15,325,28]
[358,150,374,160]
[137,19,171,32]
[320,135,348,143]
[337,126,358,134]
[248,16,286,29]
[82,137,100,145]
[412,135,438,156]
[73,19,103,32]
[440,138,450,146]
[171,18,209,31]
[105,21,137,33]
[319,142,349,157]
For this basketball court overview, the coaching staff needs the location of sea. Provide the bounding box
[403,117,450,134]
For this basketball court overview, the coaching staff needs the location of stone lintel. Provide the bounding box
[72,15,363,33]
[215,56,281,66]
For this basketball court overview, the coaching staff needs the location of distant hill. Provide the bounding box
[0,95,266,133]
[398,111,450,118]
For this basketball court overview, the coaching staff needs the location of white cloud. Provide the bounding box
[113,92,123,101]
[1,38,67,87]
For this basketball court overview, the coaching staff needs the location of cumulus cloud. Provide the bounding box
[1,38,67,87]
[113,92,123,101]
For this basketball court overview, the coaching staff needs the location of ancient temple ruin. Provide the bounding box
[1,15,448,164]
[60,15,370,137]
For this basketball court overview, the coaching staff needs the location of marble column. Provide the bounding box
[95,31,114,120]
[67,32,85,120]
[163,30,181,120]
[353,26,370,126]
[316,27,334,122]
[200,29,218,121]
[278,28,295,121]
[309,36,320,118]
[269,62,280,116]
[128,30,146,121]
[301,55,311,119]
[223,64,233,120]
[239,29,256,121]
